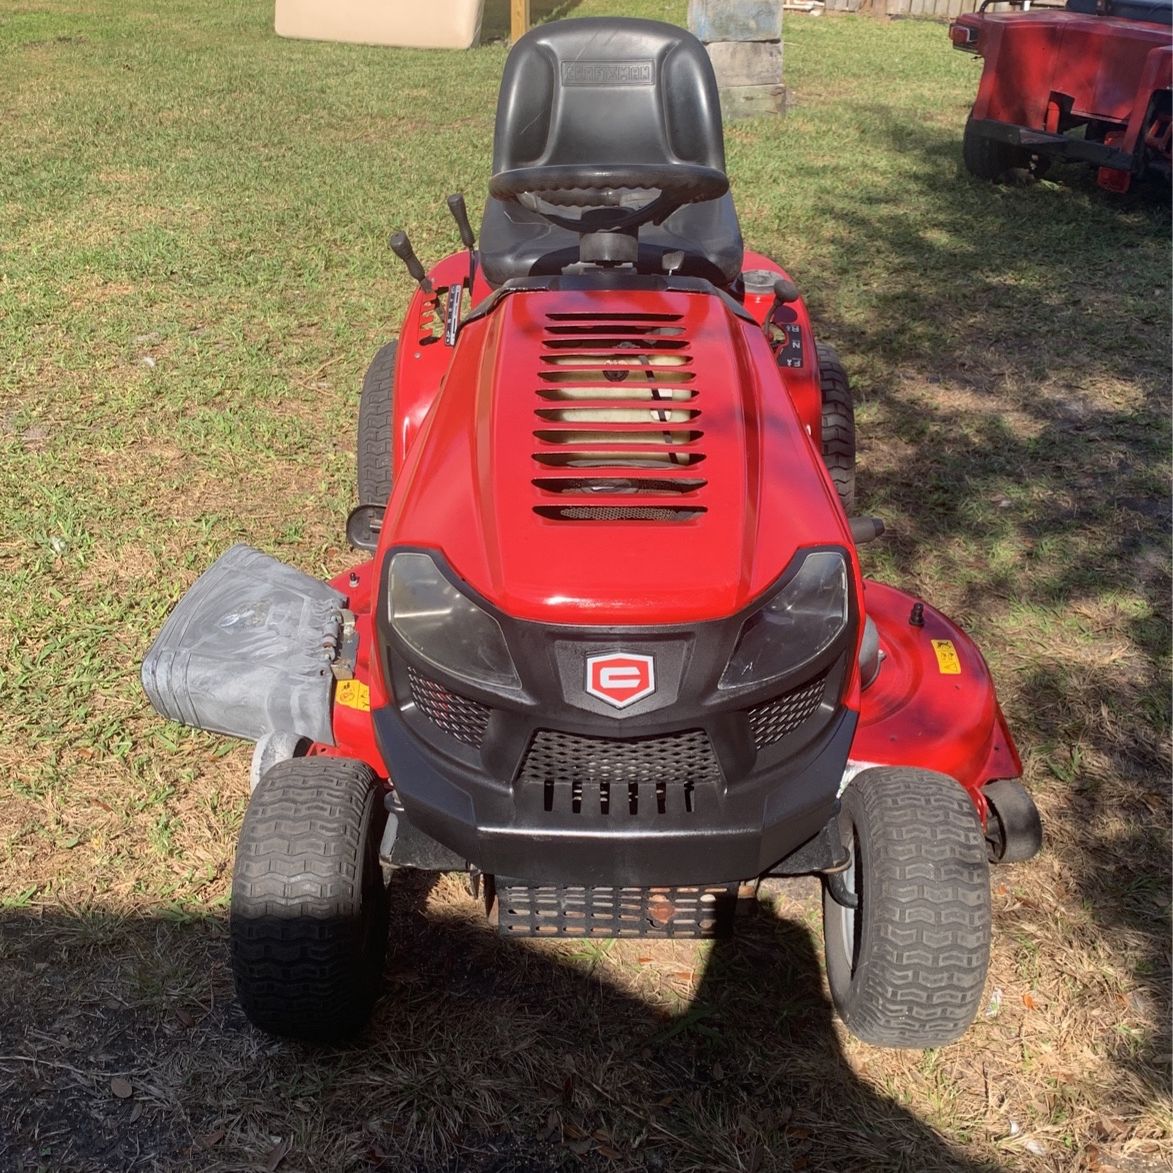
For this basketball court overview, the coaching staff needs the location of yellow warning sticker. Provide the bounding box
[932,639,962,675]
[335,679,371,711]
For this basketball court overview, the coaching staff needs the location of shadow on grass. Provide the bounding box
[796,113,1171,1101]
[0,878,1005,1172]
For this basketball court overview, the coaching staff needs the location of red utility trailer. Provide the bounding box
[951,0,1172,191]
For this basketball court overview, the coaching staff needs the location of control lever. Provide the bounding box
[446,193,476,252]
[773,277,800,305]
[446,192,478,290]
[388,231,432,293]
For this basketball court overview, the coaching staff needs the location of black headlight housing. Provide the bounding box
[385,551,520,691]
[718,550,850,692]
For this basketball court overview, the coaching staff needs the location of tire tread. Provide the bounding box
[230,757,388,1041]
[356,340,396,506]
[816,341,855,515]
[828,768,991,1048]
[962,117,1030,181]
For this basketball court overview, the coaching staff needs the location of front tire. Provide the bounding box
[823,767,991,1048]
[230,757,389,1041]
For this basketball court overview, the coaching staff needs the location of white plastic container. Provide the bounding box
[275,0,485,49]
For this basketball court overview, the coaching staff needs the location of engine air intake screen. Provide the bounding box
[406,665,491,747]
[532,313,707,521]
[747,674,830,750]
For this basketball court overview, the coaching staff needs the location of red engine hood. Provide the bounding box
[383,287,851,625]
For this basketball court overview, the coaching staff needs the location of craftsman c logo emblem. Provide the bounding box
[585,653,656,709]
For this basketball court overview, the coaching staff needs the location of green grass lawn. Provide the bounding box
[0,1,1169,1170]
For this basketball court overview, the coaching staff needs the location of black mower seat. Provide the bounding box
[479,17,744,287]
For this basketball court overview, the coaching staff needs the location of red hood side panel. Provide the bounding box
[384,288,851,625]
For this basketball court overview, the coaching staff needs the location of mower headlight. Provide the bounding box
[719,551,848,690]
[387,552,520,690]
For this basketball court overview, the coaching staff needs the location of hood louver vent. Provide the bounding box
[532,313,707,522]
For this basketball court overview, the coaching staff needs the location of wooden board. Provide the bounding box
[719,83,788,118]
[275,0,484,48]
[511,0,530,42]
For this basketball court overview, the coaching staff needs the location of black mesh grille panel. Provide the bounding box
[518,728,721,816]
[406,666,490,747]
[496,881,737,938]
[535,505,702,522]
[746,675,828,750]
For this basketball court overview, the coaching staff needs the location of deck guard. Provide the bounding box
[142,544,343,745]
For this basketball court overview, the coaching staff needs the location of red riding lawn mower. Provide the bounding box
[143,18,1042,1047]
[951,0,1172,192]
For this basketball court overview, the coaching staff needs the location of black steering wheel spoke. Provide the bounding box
[536,190,682,237]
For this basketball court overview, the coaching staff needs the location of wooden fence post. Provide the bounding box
[511,0,530,43]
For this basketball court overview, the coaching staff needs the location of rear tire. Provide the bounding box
[962,117,1030,181]
[823,767,991,1048]
[817,342,855,515]
[356,340,397,506]
[230,757,389,1041]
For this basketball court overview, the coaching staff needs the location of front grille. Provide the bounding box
[406,665,490,747]
[531,312,707,520]
[517,728,721,816]
[747,674,828,750]
[496,881,737,938]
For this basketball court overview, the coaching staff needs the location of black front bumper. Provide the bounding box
[375,700,854,886]
[373,548,859,888]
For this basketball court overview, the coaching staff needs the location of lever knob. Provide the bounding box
[773,277,800,304]
[389,230,430,288]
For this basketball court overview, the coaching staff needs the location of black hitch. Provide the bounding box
[766,811,859,909]
[347,503,385,551]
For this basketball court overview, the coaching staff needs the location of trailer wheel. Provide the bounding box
[356,340,397,506]
[962,117,1031,181]
[230,757,388,1041]
[822,767,991,1048]
[817,342,855,515]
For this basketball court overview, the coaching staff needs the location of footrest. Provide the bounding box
[495,881,737,939]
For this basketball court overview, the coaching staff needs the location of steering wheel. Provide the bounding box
[488,163,728,234]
